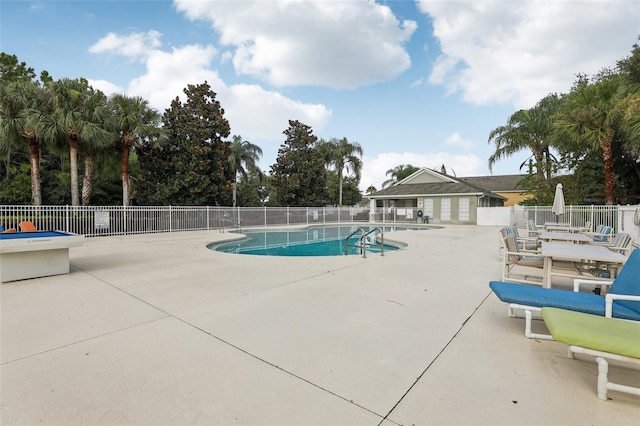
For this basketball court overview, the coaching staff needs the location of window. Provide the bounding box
[458,198,470,221]
[423,198,434,218]
[441,198,451,221]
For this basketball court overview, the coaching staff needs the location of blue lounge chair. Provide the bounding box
[489,249,640,339]
[541,308,640,400]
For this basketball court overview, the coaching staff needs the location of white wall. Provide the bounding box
[618,205,640,242]
[477,207,510,226]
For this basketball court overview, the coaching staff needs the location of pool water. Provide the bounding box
[209,225,429,256]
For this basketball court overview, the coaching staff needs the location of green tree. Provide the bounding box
[488,94,561,189]
[0,80,57,205]
[50,78,112,205]
[270,120,328,206]
[229,135,263,207]
[317,137,363,206]
[0,52,36,85]
[554,75,638,204]
[382,164,419,188]
[137,81,233,205]
[326,173,361,206]
[109,94,161,206]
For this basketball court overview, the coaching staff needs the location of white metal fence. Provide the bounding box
[510,205,619,230]
[0,204,631,238]
[0,205,419,237]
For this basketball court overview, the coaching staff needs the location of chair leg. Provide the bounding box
[596,357,609,400]
[524,310,553,340]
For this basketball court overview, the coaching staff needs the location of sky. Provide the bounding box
[2,0,639,191]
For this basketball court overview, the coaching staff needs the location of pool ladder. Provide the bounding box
[219,218,241,233]
[345,227,384,258]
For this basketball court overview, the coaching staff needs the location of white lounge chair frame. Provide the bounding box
[507,280,640,340]
[567,345,640,400]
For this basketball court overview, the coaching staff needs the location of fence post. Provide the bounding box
[169,205,173,232]
[65,205,70,233]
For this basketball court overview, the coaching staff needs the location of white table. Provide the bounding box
[539,232,591,244]
[540,242,627,288]
[0,231,85,282]
[544,224,589,233]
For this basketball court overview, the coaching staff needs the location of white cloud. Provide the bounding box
[88,30,163,61]
[418,0,639,109]
[360,151,483,191]
[173,0,416,88]
[87,79,124,96]
[89,31,332,147]
[443,131,474,151]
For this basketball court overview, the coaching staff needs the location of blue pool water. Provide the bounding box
[209,225,430,256]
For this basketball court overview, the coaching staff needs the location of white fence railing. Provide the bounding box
[0,205,391,237]
[2,204,636,238]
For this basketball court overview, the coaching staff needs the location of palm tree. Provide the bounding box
[382,164,418,188]
[317,137,363,205]
[488,94,560,187]
[228,135,263,207]
[109,94,160,206]
[554,75,638,204]
[50,78,111,205]
[0,80,56,205]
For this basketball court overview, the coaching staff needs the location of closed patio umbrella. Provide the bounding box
[552,183,565,222]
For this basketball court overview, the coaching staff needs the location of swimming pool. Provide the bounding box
[209,225,430,256]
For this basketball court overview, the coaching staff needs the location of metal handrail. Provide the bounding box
[363,227,384,257]
[345,227,366,256]
[219,218,240,233]
[344,227,384,258]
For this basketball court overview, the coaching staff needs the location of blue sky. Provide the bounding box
[2,0,639,190]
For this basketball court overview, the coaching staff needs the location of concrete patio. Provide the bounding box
[1,225,638,425]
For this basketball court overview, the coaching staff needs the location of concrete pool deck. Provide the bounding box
[1,225,638,425]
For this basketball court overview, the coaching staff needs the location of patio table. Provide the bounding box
[539,232,591,244]
[544,224,589,233]
[540,241,627,288]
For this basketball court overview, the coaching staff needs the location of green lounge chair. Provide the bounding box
[541,307,640,400]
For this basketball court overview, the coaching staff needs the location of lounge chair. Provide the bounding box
[489,249,640,339]
[541,307,640,400]
[18,221,37,232]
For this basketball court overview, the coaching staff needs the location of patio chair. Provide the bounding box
[588,225,613,243]
[500,233,545,285]
[18,221,37,232]
[541,307,640,400]
[590,232,634,254]
[526,220,541,238]
[506,226,539,250]
[489,248,640,339]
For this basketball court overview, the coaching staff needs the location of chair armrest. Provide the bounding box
[573,278,613,292]
[604,294,640,317]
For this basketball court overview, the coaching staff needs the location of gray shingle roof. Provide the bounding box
[369,182,504,199]
[458,174,527,192]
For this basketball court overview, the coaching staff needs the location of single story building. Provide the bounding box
[367,168,529,225]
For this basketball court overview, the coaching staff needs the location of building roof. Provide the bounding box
[458,174,527,192]
[367,169,524,200]
[368,182,505,200]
